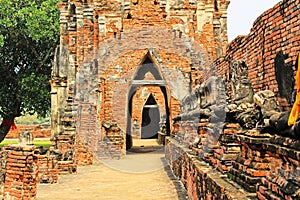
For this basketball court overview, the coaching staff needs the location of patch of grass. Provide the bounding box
[227,172,234,181]
[34,140,51,147]
[0,139,51,148]
[0,140,18,148]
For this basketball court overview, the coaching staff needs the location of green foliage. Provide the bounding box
[0,0,60,44]
[0,35,3,46]
[0,0,60,118]
[15,113,50,124]
[33,139,51,147]
[0,139,51,148]
[227,172,233,181]
[0,140,18,147]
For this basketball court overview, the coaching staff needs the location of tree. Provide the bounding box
[0,0,60,142]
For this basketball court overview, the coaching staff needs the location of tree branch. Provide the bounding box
[38,38,59,69]
[0,115,16,143]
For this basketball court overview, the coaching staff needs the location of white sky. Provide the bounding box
[227,0,282,42]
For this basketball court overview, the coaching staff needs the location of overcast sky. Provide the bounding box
[227,0,282,42]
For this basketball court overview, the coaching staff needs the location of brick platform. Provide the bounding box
[165,137,256,200]
[3,145,39,200]
[37,154,58,184]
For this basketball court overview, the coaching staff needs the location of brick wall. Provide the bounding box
[3,145,39,200]
[0,145,78,199]
[166,1,300,199]
[166,131,300,200]
[258,136,300,200]
[165,137,256,200]
[51,0,230,157]
[215,0,300,109]
[6,124,51,139]
[37,154,58,184]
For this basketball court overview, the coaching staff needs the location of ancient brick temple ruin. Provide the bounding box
[35,0,300,199]
[50,0,229,158]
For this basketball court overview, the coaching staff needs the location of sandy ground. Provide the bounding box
[37,139,189,200]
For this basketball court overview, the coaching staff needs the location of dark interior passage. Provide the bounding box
[141,94,160,139]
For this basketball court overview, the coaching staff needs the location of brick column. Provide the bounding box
[3,145,38,200]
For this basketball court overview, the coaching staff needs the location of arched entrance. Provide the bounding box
[141,94,160,139]
[126,51,171,150]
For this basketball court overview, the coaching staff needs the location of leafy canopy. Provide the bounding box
[0,0,60,118]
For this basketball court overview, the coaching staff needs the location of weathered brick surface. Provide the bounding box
[74,137,93,166]
[171,117,300,198]
[165,137,255,200]
[0,147,63,198]
[45,0,300,199]
[215,0,300,110]
[166,130,300,199]
[3,145,39,200]
[6,124,51,139]
[228,131,272,193]
[37,155,58,184]
[76,103,125,159]
[57,161,77,175]
[167,1,300,198]
[257,136,300,200]
[208,123,241,173]
[51,0,230,159]
[51,131,78,174]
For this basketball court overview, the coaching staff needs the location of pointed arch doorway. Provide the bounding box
[126,51,171,150]
[141,94,160,139]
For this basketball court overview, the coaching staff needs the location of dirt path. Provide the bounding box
[37,140,188,200]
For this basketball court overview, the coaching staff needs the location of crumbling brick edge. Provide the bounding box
[165,137,256,200]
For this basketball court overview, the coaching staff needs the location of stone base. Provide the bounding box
[158,131,166,145]
[37,155,59,184]
[57,161,77,175]
[3,145,39,200]
[165,137,256,200]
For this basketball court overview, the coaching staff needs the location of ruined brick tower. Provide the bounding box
[51,0,230,158]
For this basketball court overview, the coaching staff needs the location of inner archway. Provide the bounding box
[126,51,171,150]
[141,94,160,139]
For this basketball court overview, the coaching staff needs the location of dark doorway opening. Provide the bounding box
[141,94,160,139]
